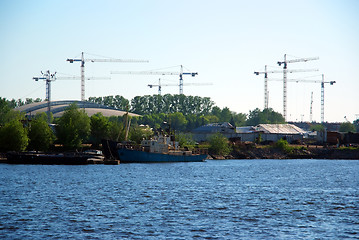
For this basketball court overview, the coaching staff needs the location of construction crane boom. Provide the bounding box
[56,76,111,80]
[147,78,212,95]
[277,54,319,121]
[67,52,148,101]
[112,65,198,94]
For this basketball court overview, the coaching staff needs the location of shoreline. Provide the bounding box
[1,146,358,164]
[211,145,359,160]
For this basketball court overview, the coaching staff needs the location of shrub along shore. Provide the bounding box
[210,141,359,160]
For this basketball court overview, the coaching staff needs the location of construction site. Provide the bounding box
[10,52,358,150]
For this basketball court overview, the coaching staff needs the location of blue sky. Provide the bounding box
[1,0,358,122]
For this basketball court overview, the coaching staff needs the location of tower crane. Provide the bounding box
[111,65,198,94]
[67,52,148,101]
[254,65,283,109]
[254,65,318,110]
[267,74,335,122]
[277,54,319,121]
[33,70,57,123]
[310,92,313,122]
[148,78,212,95]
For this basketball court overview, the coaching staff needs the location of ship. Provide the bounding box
[6,150,108,165]
[104,134,207,163]
[6,151,92,165]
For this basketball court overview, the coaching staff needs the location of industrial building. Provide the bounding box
[192,123,307,143]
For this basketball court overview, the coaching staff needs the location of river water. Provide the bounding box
[0,159,358,239]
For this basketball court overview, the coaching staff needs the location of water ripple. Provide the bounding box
[0,160,358,239]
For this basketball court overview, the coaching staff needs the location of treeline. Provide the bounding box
[1,95,287,131]
[89,94,249,130]
[88,94,214,115]
[0,102,151,152]
[88,94,285,129]
[3,97,43,108]
[0,101,233,155]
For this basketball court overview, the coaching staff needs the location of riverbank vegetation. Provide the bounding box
[0,95,358,157]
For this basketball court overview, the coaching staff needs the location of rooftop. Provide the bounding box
[15,100,140,118]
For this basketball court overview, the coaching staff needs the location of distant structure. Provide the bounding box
[254,65,318,111]
[67,52,148,101]
[148,78,212,95]
[15,100,140,118]
[192,123,306,143]
[33,70,57,123]
[112,65,198,95]
[277,54,319,121]
[254,65,282,109]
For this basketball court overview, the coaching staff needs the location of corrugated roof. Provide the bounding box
[255,124,306,134]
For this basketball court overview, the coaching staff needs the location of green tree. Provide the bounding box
[28,115,55,151]
[108,120,125,141]
[0,119,28,152]
[310,124,325,132]
[354,119,359,132]
[0,98,11,125]
[129,125,153,144]
[90,113,110,147]
[55,103,90,149]
[274,138,291,153]
[176,132,196,148]
[168,112,188,132]
[246,108,285,126]
[220,107,232,122]
[211,106,222,120]
[208,133,232,156]
[230,112,247,127]
[339,122,356,133]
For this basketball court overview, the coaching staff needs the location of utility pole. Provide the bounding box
[277,54,319,121]
[67,52,148,101]
[33,70,57,123]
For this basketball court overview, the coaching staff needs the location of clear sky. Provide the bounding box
[1,0,358,123]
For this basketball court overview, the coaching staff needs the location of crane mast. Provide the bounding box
[320,74,336,123]
[254,65,318,110]
[67,52,148,101]
[310,92,313,122]
[277,54,319,121]
[254,65,282,109]
[33,70,57,123]
[267,75,335,122]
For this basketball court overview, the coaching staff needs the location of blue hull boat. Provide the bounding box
[118,147,207,163]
